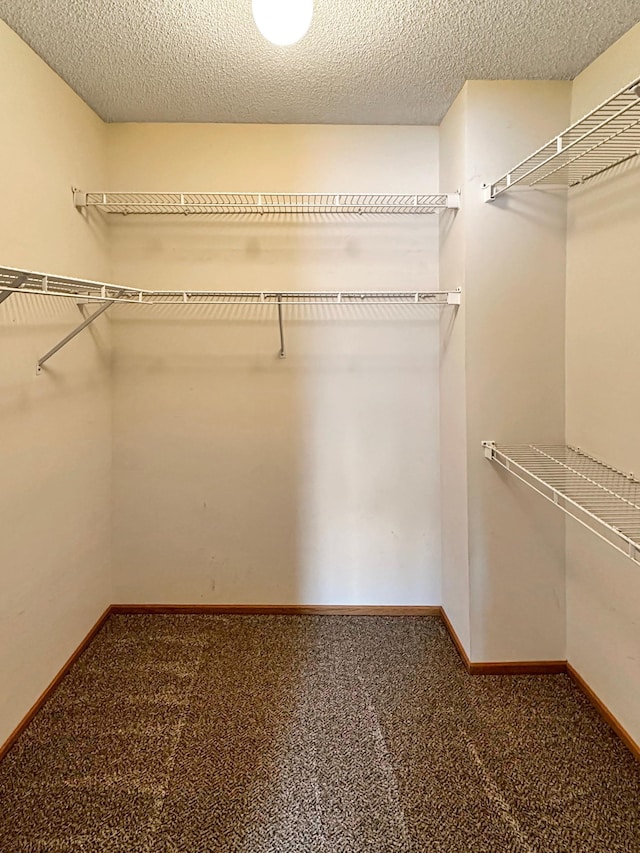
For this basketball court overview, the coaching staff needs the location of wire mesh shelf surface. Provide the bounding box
[0,265,461,306]
[73,191,459,215]
[485,77,640,199]
[484,443,640,562]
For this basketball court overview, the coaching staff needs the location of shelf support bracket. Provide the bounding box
[482,440,496,460]
[277,296,286,359]
[36,300,114,375]
[73,188,88,209]
[482,184,495,203]
[0,274,28,305]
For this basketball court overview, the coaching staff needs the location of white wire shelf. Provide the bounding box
[484,76,640,200]
[72,190,460,215]
[483,442,640,563]
[0,265,461,306]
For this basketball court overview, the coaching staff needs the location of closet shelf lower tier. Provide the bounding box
[0,266,461,306]
[482,442,640,563]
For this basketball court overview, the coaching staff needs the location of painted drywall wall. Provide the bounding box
[439,80,570,661]
[566,23,640,743]
[439,89,470,651]
[465,81,569,662]
[107,124,443,605]
[0,21,111,745]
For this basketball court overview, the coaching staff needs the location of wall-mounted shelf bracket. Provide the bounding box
[72,189,87,209]
[482,440,496,459]
[36,300,114,375]
[482,185,496,203]
[483,441,640,564]
[447,289,462,305]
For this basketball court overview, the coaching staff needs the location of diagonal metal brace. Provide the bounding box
[36,300,114,375]
[0,275,29,305]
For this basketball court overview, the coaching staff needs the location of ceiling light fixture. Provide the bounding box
[252,0,313,46]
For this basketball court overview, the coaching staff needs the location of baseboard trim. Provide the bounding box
[439,609,638,761]
[110,604,442,616]
[567,663,640,762]
[440,608,566,675]
[468,660,567,675]
[440,607,472,670]
[0,605,112,762]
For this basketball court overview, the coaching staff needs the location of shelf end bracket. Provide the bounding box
[482,184,496,203]
[482,440,496,460]
[73,188,87,210]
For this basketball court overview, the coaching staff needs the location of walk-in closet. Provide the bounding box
[1,3,639,850]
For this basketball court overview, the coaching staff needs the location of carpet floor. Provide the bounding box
[0,615,639,852]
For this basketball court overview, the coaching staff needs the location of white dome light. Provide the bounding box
[252,0,313,46]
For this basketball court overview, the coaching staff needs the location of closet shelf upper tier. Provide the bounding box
[72,191,460,215]
[0,265,462,306]
[484,75,640,200]
[482,442,640,564]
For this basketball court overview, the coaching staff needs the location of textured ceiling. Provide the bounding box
[1,1,639,124]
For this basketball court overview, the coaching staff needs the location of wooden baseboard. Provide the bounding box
[110,604,442,616]
[567,663,640,762]
[468,660,567,675]
[440,608,566,675]
[440,607,472,670]
[439,609,639,761]
[0,605,112,762]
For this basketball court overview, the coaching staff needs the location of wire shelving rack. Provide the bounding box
[0,265,461,307]
[72,191,460,215]
[0,264,461,371]
[483,76,640,200]
[482,442,640,563]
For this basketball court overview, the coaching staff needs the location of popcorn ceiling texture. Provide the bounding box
[0,0,639,124]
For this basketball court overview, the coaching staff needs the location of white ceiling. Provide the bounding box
[1,1,639,125]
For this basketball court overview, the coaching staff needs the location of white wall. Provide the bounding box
[465,81,570,662]
[107,125,443,606]
[439,81,570,661]
[0,21,111,746]
[565,23,640,744]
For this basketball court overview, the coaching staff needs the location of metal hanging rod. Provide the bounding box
[73,190,460,215]
[0,266,462,307]
[483,76,640,201]
[482,442,640,564]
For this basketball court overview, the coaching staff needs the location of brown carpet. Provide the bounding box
[1,614,639,852]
